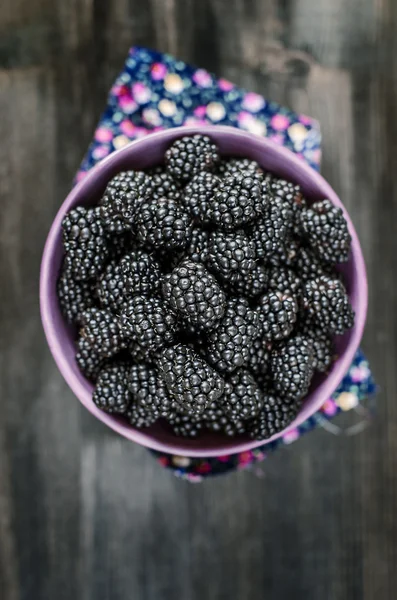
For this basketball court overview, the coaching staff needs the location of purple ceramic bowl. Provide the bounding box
[40,125,367,457]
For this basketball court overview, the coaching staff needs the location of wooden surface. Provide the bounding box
[0,1,395,598]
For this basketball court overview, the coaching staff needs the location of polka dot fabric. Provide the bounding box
[75,47,376,481]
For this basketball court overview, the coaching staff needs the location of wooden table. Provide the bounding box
[0,1,394,598]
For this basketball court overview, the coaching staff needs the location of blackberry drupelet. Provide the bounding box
[162,259,226,330]
[247,336,271,375]
[129,364,176,417]
[258,291,298,341]
[167,412,203,438]
[183,172,221,222]
[206,229,256,281]
[271,335,315,399]
[58,265,97,324]
[248,390,300,440]
[136,197,193,250]
[203,402,246,436]
[222,369,264,421]
[267,266,301,295]
[206,298,260,373]
[299,320,334,372]
[127,403,158,428]
[185,227,210,263]
[302,276,354,335]
[81,308,126,358]
[158,344,225,415]
[165,134,220,182]
[207,174,263,229]
[62,207,109,280]
[301,199,351,264]
[75,336,105,382]
[93,362,131,414]
[119,295,177,352]
[228,263,269,298]
[99,170,150,233]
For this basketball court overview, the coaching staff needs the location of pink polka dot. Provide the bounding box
[194,105,207,118]
[151,62,167,80]
[299,114,313,126]
[321,398,338,416]
[239,451,253,465]
[218,78,234,92]
[270,114,290,131]
[269,133,285,146]
[242,92,265,112]
[92,145,110,160]
[95,127,113,143]
[283,428,300,444]
[118,96,138,113]
[119,120,136,136]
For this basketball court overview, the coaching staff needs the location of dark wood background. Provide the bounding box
[0,1,395,598]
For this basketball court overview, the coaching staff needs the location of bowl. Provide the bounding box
[40,125,367,457]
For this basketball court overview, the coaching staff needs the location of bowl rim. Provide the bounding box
[40,125,367,457]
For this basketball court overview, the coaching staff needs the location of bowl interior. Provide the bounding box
[40,126,367,457]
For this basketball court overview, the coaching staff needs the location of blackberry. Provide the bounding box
[136,198,192,250]
[93,362,131,414]
[302,276,354,335]
[271,336,315,400]
[162,259,226,330]
[228,263,268,298]
[127,403,158,428]
[129,340,163,364]
[247,336,271,375]
[58,265,96,324]
[249,390,300,440]
[145,168,181,201]
[165,135,220,182]
[258,291,298,341]
[267,266,301,295]
[206,230,256,281]
[75,337,105,382]
[299,320,334,373]
[207,174,263,229]
[182,172,221,222]
[97,260,125,311]
[295,246,334,282]
[270,178,306,234]
[81,308,126,358]
[119,250,161,295]
[222,369,264,421]
[185,228,210,263]
[301,199,351,264]
[129,364,176,417]
[62,207,108,280]
[206,298,260,373]
[167,412,203,438]
[217,157,264,180]
[203,401,246,436]
[266,237,300,268]
[251,196,292,258]
[158,344,225,415]
[99,170,150,233]
[119,295,177,352]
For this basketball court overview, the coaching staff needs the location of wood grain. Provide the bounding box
[0,0,395,598]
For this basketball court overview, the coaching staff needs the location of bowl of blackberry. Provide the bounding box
[40,126,367,456]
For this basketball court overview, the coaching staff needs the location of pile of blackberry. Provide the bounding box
[58,134,355,441]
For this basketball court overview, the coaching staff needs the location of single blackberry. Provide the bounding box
[299,320,334,373]
[222,369,264,421]
[75,336,105,382]
[62,207,109,280]
[185,228,210,263]
[248,390,300,440]
[165,134,220,182]
[301,199,351,264]
[206,230,256,281]
[93,362,131,414]
[271,336,315,400]
[295,246,334,282]
[167,412,203,438]
[145,168,181,201]
[136,198,193,250]
[267,266,301,295]
[119,295,177,351]
[99,170,150,233]
[206,298,260,373]
[97,260,125,311]
[258,291,298,341]
[228,263,268,298]
[129,364,176,417]
[182,172,221,222]
[302,276,354,335]
[217,157,264,180]
[58,265,96,324]
[207,174,263,229]
[81,308,126,358]
[247,336,271,376]
[203,401,246,436]
[251,196,292,258]
[270,178,307,234]
[158,344,225,415]
[127,403,158,428]
[162,259,226,331]
[266,237,300,268]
